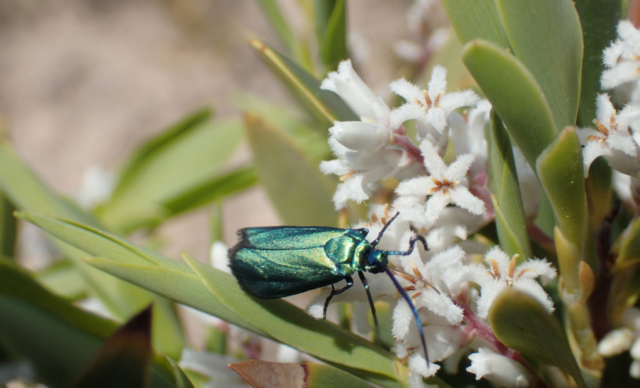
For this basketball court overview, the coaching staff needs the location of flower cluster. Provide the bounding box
[317,61,558,386]
[583,21,640,210]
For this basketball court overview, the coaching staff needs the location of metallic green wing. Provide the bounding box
[229,227,367,298]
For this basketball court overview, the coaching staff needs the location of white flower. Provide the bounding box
[321,59,391,122]
[578,94,640,177]
[476,247,556,319]
[612,170,640,209]
[389,66,479,134]
[467,348,533,387]
[395,140,486,227]
[601,21,640,91]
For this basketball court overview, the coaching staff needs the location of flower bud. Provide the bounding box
[467,348,533,387]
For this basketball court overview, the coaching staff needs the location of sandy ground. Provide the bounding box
[0,0,412,262]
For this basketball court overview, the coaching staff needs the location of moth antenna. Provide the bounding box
[384,267,429,366]
[371,212,401,247]
[385,235,428,257]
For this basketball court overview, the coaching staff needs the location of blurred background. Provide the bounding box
[0,0,414,262]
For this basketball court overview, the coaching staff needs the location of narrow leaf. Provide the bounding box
[487,112,532,258]
[99,118,244,233]
[250,40,358,125]
[615,215,640,270]
[256,0,297,55]
[161,165,257,215]
[462,40,558,170]
[319,0,348,71]
[489,288,586,388]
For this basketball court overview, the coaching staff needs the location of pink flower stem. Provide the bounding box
[393,125,424,165]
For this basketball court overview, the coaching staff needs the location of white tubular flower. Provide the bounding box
[601,21,640,91]
[321,59,391,122]
[467,348,533,387]
[476,247,556,319]
[329,121,391,152]
[395,141,486,227]
[210,241,230,273]
[321,60,421,209]
[389,66,479,134]
[578,94,640,177]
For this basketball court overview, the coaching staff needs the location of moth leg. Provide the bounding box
[323,276,354,320]
[358,271,381,343]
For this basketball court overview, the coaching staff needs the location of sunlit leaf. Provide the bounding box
[489,288,586,388]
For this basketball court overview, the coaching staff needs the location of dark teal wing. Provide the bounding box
[237,227,350,249]
[230,245,346,298]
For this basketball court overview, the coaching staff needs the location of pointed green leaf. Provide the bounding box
[0,143,185,358]
[462,40,558,170]
[0,193,16,258]
[255,0,297,55]
[250,40,358,125]
[162,356,195,388]
[487,112,532,259]
[319,0,348,71]
[99,117,243,233]
[495,0,583,128]
[75,306,153,388]
[536,127,587,251]
[244,113,337,226]
[489,288,586,388]
[229,361,373,388]
[574,0,621,126]
[441,0,510,47]
[161,165,257,215]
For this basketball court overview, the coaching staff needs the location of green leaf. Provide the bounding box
[495,0,583,128]
[462,40,558,170]
[99,117,244,233]
[250,39,358,126]
[615,215,640,269]
[20,213,404,387]
[0,141,98,227]
[19,212,266,336]
[487,111,532,259]
[319,0,348,71]
[75,306,153,388]
[0,258,176,388]
[0,193,16,258]
[0,142,185,359]
[489,288,586,388]
[244,113,337,226]
[255,0,297,55]
[536,127,587,252]
[162,356,196,388]
[574,0,621,127]
[161,165,257,216]
[441,0,510,47]
[229,360,373,388]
